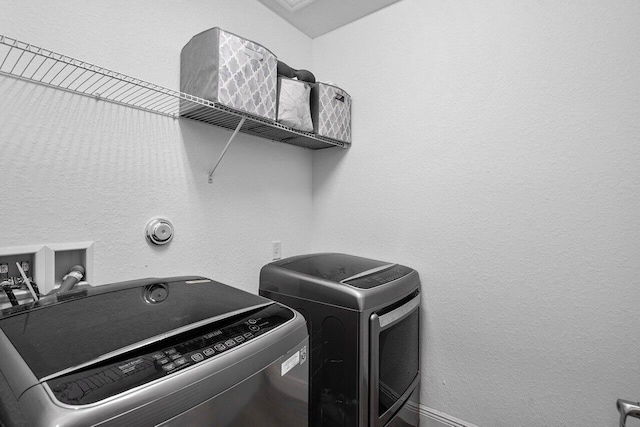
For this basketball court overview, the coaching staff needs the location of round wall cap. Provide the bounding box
[145,218,174,245]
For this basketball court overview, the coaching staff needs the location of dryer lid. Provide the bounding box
[261,253,419,310]
[278,253,393,283]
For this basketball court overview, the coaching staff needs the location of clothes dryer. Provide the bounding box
[260,253,420,427]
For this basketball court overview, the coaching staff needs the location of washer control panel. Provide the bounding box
[343,264,414,289]
[48,303,293,405]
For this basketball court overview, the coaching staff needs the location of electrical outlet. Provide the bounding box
[272,241,282,260]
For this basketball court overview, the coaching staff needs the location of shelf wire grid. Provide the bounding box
[0,35,348,150]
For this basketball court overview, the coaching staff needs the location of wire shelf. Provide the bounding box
[0,35,348,150]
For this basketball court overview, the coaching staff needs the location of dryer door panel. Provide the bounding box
[369,292,420,427]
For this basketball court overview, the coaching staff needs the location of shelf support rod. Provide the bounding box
[208,116,247,183]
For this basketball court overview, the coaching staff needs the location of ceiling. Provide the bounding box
[256,0,403,38]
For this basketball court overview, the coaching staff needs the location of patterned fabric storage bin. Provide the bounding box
[311,83,352,143]
[180,28,278,120]
[277,77,313,132]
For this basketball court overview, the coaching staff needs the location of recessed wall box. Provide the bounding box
[0,245,46,309]
[44,242,94,294]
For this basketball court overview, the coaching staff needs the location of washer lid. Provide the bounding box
[0,277,270,380]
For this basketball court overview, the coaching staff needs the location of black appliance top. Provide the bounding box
[260,254,420,311]
[0,277,271,379]
[277,253,392,283]
[47,303,294,405]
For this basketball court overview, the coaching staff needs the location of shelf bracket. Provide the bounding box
[208,116,247,183]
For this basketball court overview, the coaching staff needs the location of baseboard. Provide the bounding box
[407,401,479,427]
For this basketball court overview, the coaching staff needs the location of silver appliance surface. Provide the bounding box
[262,253,418,311]
[0,276,309,427]
[260,253,420,427]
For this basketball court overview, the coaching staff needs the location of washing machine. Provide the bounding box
[0,276,308,426]
[260,253,421,427]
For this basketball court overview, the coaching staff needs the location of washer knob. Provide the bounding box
[145,218,174,245]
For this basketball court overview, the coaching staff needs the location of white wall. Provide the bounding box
[311,1,640,426]
[3,1,640,426]
[0,0,315,292]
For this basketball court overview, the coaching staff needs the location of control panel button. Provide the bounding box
[225,340,236,347]
[162,363,176,371]
[174,358,187,366]
[152,353,165,360]
[158,358,170,365]
[243,332,254,339]
[214,344,226,352]
[203,348,215,356]
[248,319,257,324]
[170,353,182,360]
[191,353,204,362]
[234,336,244,343]
[165,348,177,355]
[249,325,260,332]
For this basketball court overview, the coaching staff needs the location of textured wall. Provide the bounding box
[311,1,640,426]
[0,0,315,292]
[3,1,640,425]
